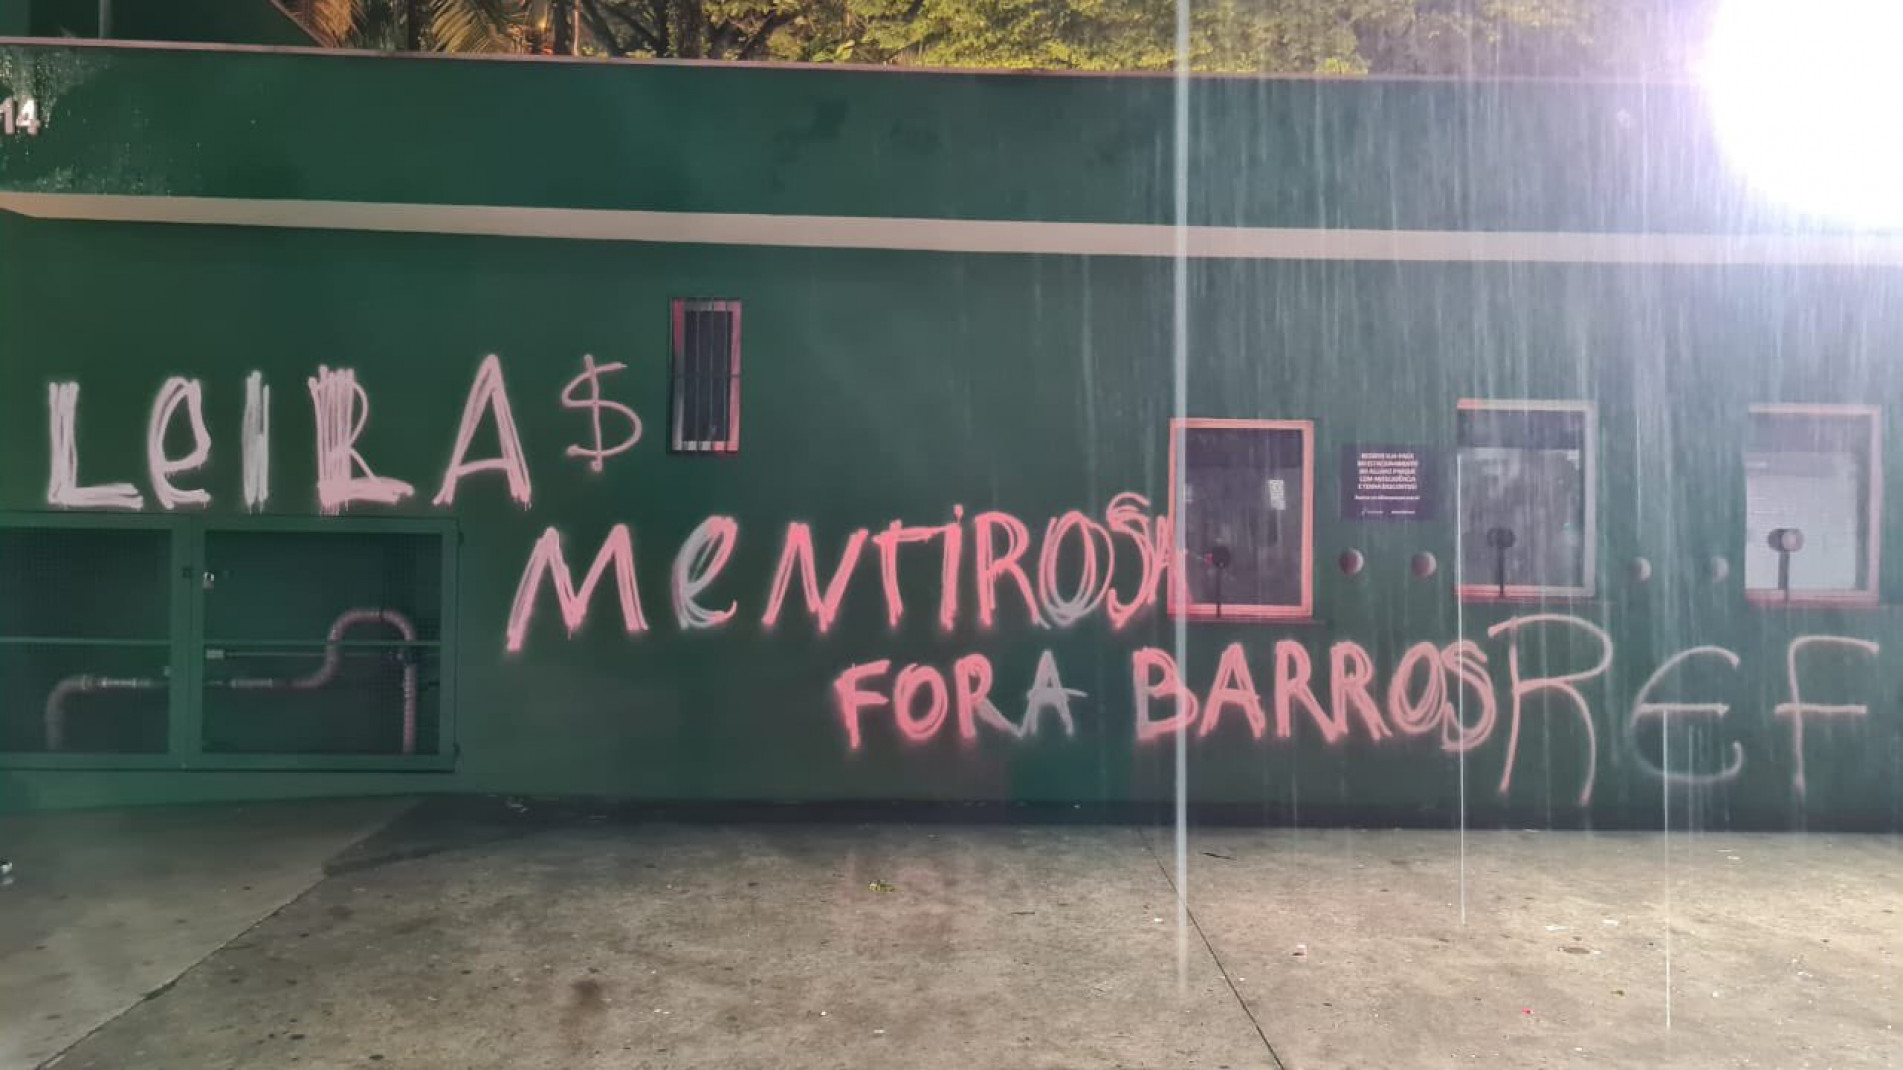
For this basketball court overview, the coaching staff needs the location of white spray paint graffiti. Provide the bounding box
[242,372,270,512]
[1022,648,1086,738]
[1775,635,1880,798]
[1487,614,1611,808]
[46,382,144,510]
[145,377,212,510]
[672,516,739,630]
[1038,510,1115,628]
[1626,645,1746,786]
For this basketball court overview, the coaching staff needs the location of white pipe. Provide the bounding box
[43,675,164,751]
[43,608,421,755]
[299,609,419,756]
[227,608,420,756]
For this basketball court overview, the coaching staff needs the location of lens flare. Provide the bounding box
[1704,0,1903,228]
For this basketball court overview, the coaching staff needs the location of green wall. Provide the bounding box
[2,210,1901,828]
[1,43,1901,827]
[0,42,1864,236]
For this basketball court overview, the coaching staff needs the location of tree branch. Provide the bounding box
[577,0,631,55]
[405,0,426,50]
[735,10,794,60]
[680,0,705,58]
[648,0,671,55]
[596,0,667,54]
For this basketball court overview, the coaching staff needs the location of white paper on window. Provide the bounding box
[1744,450,1862,592]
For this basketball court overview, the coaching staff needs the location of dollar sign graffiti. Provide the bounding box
[561,355,642,472]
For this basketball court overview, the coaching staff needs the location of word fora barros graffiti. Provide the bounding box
[40,361,1884,806]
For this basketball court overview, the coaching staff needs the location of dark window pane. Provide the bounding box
[1179,425,1307,611]
[1456,406,1590,591]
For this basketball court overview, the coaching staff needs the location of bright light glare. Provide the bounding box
[1703,0,1903,228]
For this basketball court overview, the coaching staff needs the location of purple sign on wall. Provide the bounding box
[1341,445,1436,520]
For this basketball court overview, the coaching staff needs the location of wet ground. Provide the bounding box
[3,799,1899,1068]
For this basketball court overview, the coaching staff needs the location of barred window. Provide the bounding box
[670,300,741,453]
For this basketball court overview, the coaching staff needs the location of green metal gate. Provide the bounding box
[0,514,457,772]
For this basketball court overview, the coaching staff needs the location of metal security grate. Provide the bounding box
[670,299,742,453]
[200,531,443,645]
[0,528,171,640]
[199,530,444,756]
[200,646,440,757]
[0,525,173,754]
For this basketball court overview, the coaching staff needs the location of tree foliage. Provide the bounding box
[288,0,1703,78]
[572,0,803,61]
[774,0,1700,77]
[288,0,522,51]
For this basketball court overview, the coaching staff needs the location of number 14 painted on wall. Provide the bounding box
[1,97,42,137]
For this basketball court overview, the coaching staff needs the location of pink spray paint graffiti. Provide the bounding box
[762,524,868,635]
[838,651,1087,749]
[307,366,414,514]
[481,489,1886,809]
[561,355,642,473]
[974,511,1048,630]
[434,355,533,508]
[505,525,649,653]
[34,358,1894,814]
[1273,640,1340,743]
[873,519,949,630]
[1104,493,1170,630]
[1198,642,1268,740]
[1133,647,1199,743]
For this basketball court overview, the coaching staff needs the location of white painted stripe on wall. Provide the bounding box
[4,191,1903,265]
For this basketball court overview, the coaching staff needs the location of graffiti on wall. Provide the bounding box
[42,360,1888,806]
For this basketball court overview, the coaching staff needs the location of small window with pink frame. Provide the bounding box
[1744,405,1881,606]
[1167,419,1315,621]
[1455,400,1596,601]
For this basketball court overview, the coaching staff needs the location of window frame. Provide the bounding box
[1742,403,1882,608]
[1454,398,1598,603]
[1166,417,1316,622]
[669,298,743,454]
